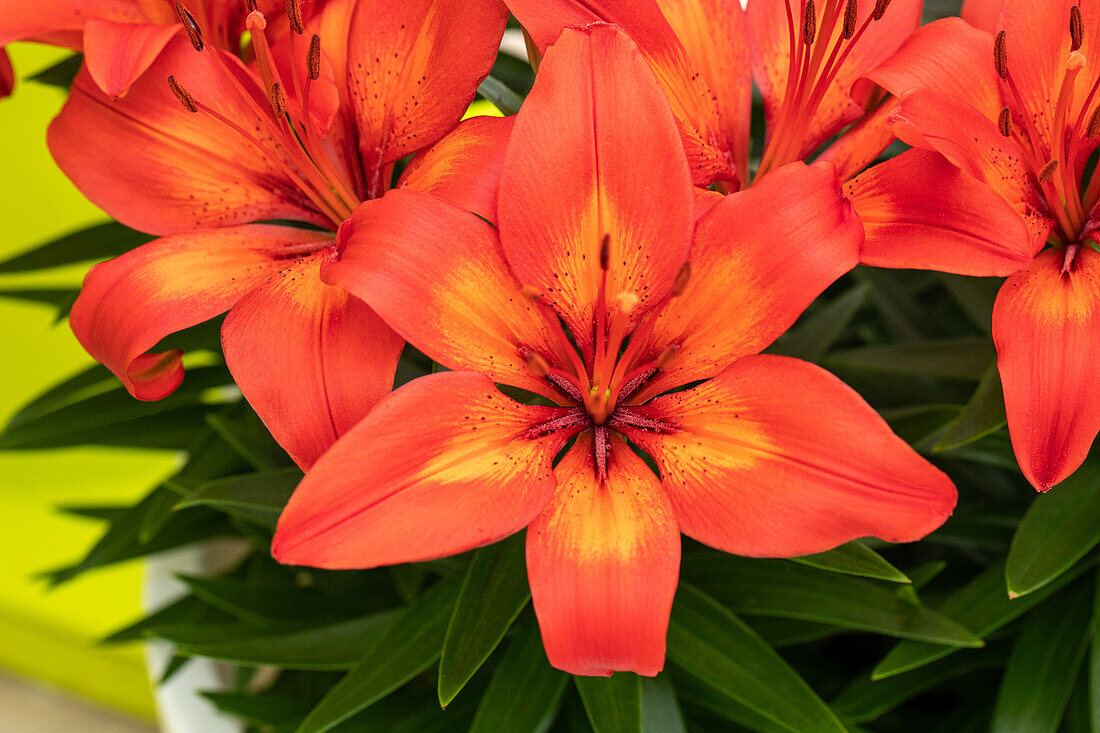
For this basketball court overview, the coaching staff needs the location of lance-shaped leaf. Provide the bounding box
[1006,460,1100,597]
[438,533,530,706]
[295,579,461,733]
[468,623,569,733]
[768,283,870,362]
[175,468,302,529]
[873,558,1095,679]
[991,580,1093,732]
[824,337,995,379]
[934,363,1006,452]
[788,540,909,583]
[938,274,999,333]
[641,676,687,733]
[575,673,642,733]
[682,556,981,645]
[205,409,294,470]
[477,75,524,115]
[0,221,152,273]
[666,584,846,733]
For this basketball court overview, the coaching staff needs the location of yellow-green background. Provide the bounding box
[0,43,179,719]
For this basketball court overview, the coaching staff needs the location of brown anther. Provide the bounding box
[1072,5,1084,51]
[843,0,858,39]
[671,262,691,296]
[286,0,304,34]
[167,75,198,113]
[269,82,287,116]
[175,1,203,51]
[1088,105,1100,137]
[657,344,681,371]
[994,31,1008,79]
[599,234,610,271]
[872,0,891,20]
[521,284,543,301]
[525,352,551,378]
[1038,159,1059,183]
[802,0,817,45]
[307,34,322,80]
[998,107,1012,137]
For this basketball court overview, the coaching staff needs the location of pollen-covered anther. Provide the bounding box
[998,106,1012,137]
[671,262,691,296]
[167,75,198,113]
[994,31,1008,79]
[843,0,858,39]
[615,292,640,316]
[174,1,203,51]
[1072,5,1084,52]
[525,351,551,378]
[307,34,322,81]
[802,0,817,45]
[286,0,304,34]
[599,234,611,271]
[269,82,287,116]
[520,284,543,301]
[657,344,681,371]
[1038,159,1060,183]
[872,0,892,20]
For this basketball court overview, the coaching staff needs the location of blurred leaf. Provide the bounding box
[640,676,686,733]
[769,283,869,361]
[477,75,523,115]
[102,594,212,644]
[296,579,461,733]
[934,364,1006,452]
[0,221,152,273]
[25,53,82,88]
[683,555,981,646]
[852,268,939,340]
[873,558,1095,679]
[671,668,790,733]
[206,409,294,470]
[576,673,642,733]
[938,274,999,333]
[1089,571,1100,731]
[789,541,909,583]
[882,404,962,446]
[137,485,182,544]
[833,644,1009,723]
[990,580,1093,732]
[1006,460,1100,597]
[158,654,191,684]
[468,623,568,733]
[824,337,994,379]
[667,584,846,733]
[0,287,79,321]
[175,468,301,528]
[180,610,400,669]
[439,533,529,706]
[203,692,312,728]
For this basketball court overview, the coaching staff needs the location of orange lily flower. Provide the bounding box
[841,0,1100,490]
[0,47,12,98]
[50,0,511,469]
[272,25,956,676]
[0,0,281,99]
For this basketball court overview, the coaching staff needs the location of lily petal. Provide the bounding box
[326,189,567,401]
[961,0,1002,32]
[48,36,326,236]
[847,148,1036,276]
[624,354,957,557]
[499,24,693,355]
[82,19,178,99]
[633,161,861,400]
[0,0,145,47]
[398,115,515,225]
[527,432,679,677]
[346,0,508,197]
[993,247,1100,491]
[272,371,563,568]
[222,258,403,470]
[0,47,11,98]
[70,224,334,400]
[816,99,898,181]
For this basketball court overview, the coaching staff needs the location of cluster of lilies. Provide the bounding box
[0,0,1094,676]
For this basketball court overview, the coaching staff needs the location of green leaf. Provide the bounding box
[873,558,1095,679]
[0,221,152,273]
[1089,571,1100,731]
[938,273,999,333]
[25,53,82,88]
[438,533,530,706]
[468,623,568,733]
[667,584,846,733]
[179,610,400,669]
[137,485,183,544]
[991,580,1093,732]
[101,594,212,644]
[0,287,79,320]
[1006,460,1100,597]
[824,336,995,379]
[640,676,687,733]
[575,674,642,733]
[769,284,869,362]
[205,410,293,470]
[832,644,1009,723]
[477,75,523,115]
[746,617,840,647]
[296,579,461,733]
[175,468,302,528]
[934,363,1006,452]
[671,668,800,733]
[788,540,910,583]
[881,404,962,446]
[683,555,981,646]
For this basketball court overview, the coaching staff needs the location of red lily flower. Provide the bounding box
[504,0,925,188]
[0,0,280,99]
[272,25,956,676]
[841,0,1100,490]
[50,0,511,469]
